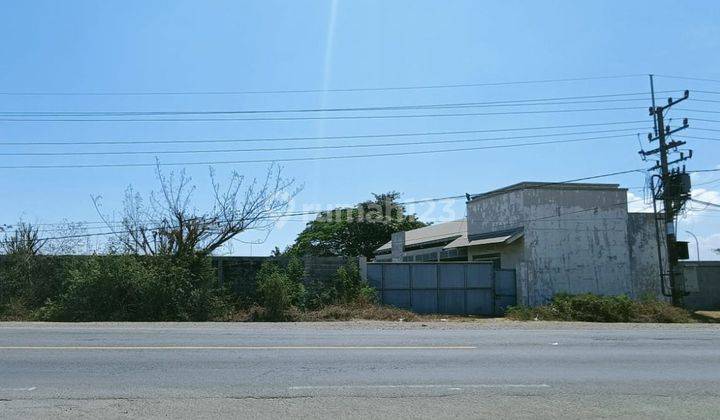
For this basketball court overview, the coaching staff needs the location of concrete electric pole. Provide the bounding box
[639,86,692,307]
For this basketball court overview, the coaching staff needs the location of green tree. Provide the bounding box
[290,192,427,259]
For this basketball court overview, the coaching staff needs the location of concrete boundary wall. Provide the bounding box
[681,261,720,310]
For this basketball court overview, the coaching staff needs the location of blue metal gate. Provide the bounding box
[366,262,516,316]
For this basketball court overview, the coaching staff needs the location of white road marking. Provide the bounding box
[0,345,477,350]
[0,387,36,391]
[289,384,550,390]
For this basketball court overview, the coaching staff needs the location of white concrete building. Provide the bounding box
[375,182,665,306]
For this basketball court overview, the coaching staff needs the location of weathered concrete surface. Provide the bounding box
[1,321,719,419]
[682,261,720,310]
[523,187,631,304]
[467,183,635,306]
[628,212,668,299]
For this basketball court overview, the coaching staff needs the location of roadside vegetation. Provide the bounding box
[506,293,694,323]
[248,256,394,321]
[0,218,400,322]
[0,168,429,322]
[0,251,410,322]
[0,252,704,323]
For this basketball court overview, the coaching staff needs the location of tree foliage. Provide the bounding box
[289,192,426,258]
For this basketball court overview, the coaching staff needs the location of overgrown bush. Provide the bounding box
[335,261,376,305]
[306,260,376,308]
[256,270,294,321]
[632,297,694,323]
[0,298,34,321]
[0,254,73,311]
[37,255,224,321]
[506,293,692,323]
[254,258,306,321]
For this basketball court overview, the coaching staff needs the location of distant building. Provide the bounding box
[375,182,665,306]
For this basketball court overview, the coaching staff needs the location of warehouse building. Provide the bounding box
[374,182,665,306]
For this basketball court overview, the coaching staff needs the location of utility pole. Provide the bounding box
[647,75,666,298]
[639,89,692,307]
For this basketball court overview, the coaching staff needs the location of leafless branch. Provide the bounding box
[99,163,299,257]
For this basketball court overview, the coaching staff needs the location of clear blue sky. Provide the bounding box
[1,0,719,258]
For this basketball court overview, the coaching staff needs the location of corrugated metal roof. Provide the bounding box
[376,220,466,252]
[443,230,523,250]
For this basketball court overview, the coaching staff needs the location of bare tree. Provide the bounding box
[43,221,92,255]
[1,223,45,256]
[94,164,299,257]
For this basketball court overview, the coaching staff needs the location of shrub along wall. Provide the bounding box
[214,255,350,303]
[505,293,693,323]
[0,254,82,310]
[0,254,355,321]
[0,254,225,321]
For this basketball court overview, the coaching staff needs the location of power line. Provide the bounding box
[691,127,720,132]
[0,94,670,117]
[689,168,720,173]
[694,176,720,187]
[0,74,646,96]
[690,198,720,209]
[7,163,718,242]
[25,167,649,241]
[0,120,648,146]
[655,74,720,84]
[0,106,646,122]
[24,167,720,241]
[0,130,643,157]
[692,90,720,95]
[4,170,654,232]
[678,108,720,114]
[0,136,639,169]
[690,118,720,124]
[678,135,720,142]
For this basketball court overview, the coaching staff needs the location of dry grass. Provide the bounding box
[212,305,289,322]
[299,304,419,321]
[692,311,720,323]
[212,303,418,322]
[214,303,502,322]
[506,294,695,323]
[631,299,694,323]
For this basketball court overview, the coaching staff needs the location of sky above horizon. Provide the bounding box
[0,0,719,258]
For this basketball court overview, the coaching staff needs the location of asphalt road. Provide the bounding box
[1,321,719,419]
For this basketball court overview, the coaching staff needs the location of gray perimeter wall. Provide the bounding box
[681,261,720,310]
